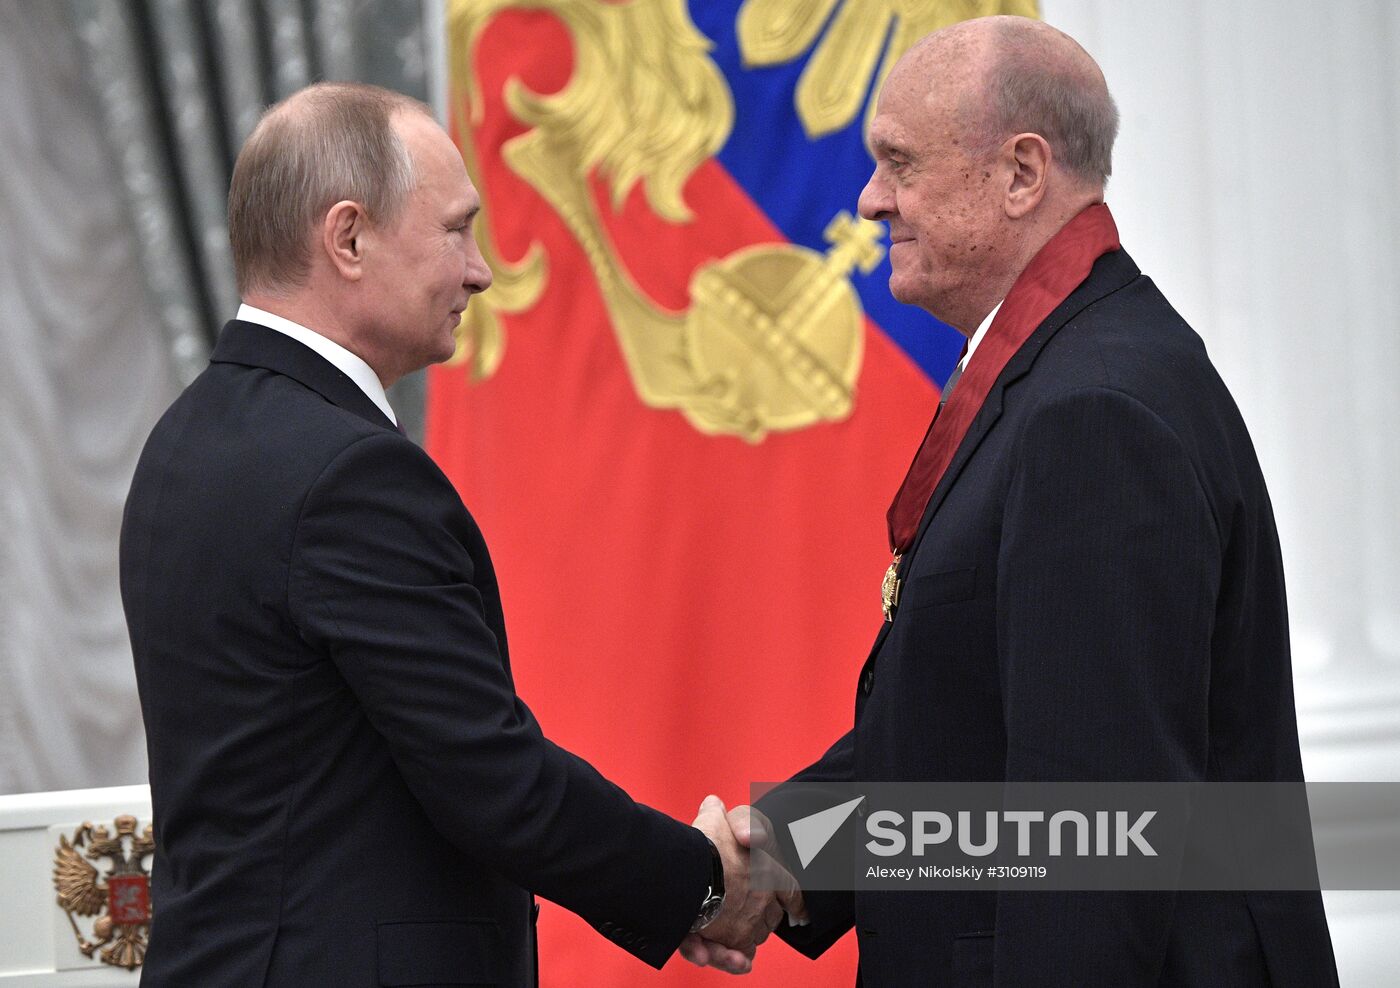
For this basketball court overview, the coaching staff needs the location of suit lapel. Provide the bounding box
[901,249,1143,569]
[209,320,398,432]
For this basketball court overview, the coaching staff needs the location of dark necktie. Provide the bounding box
[939,350,967,412]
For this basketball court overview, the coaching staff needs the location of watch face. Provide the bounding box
[693,835,726,931]
[692,889,725,932]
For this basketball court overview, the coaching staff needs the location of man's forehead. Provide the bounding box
[867,118,908,154]
[440,169,481,216]
[871,62,971,149]
[868,94,939,153]
[868,79,915,146]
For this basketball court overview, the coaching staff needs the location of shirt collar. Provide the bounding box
[960,299,1003,372]
[235,303,397,426]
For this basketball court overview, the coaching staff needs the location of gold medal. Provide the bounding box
[881,553,902,621]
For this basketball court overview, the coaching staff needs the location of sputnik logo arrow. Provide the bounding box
[788,796,866,868]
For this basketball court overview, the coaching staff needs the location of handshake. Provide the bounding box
[683,795,807,975]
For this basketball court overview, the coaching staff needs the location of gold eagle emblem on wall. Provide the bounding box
[445,0,1034,441]
[738,0,1038,138]
[52,815,155,970]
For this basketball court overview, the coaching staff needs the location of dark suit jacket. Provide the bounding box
[765,249,1338,986]
[121,321,710,987]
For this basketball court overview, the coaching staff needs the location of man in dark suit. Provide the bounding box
[682,15,1338,986]
[121,82,796,986]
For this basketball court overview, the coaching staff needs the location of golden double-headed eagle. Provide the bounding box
[447,0,1034,441]
[53,815,155,970]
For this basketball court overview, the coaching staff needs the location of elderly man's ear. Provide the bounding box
[1003,133,1052,219]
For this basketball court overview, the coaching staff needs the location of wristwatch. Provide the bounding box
[689,836,726,932]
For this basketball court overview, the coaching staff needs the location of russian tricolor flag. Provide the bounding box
[426,3,1017,983]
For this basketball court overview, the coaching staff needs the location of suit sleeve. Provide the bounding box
[993,386,1221,985]
[759,730,858,958]
[286,432,709,969]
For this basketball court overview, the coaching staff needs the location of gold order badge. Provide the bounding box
[52,815,155,970]
[881,552,902,621]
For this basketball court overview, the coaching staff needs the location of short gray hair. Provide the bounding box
[228,82,429,296]
[965,28,1119,187]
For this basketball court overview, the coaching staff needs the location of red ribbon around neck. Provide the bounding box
[886,203,1121,553]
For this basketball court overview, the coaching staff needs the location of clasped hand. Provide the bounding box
[685,795,807,975]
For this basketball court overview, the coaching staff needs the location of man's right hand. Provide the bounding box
[686,796,806,974]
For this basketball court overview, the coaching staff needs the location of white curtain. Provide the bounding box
[0,2,179,794]
[0,0,437,795]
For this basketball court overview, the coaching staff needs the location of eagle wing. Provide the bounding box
[131,827,156,861]
[53,834,105,916]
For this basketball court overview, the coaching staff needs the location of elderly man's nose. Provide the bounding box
[858,172,893,221]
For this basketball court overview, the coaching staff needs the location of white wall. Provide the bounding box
[1042,2,1400,981]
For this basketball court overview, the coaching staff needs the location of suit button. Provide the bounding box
[600,921,613,933]
[862,668,875,694]
[637,937,649,950]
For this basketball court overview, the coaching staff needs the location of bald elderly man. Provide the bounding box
[685,15,1337,987]
[121,83,798,987]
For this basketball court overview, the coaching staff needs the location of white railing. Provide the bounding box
[0,787,152,986]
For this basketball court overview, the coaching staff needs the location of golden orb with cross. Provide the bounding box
[682,212,885,441]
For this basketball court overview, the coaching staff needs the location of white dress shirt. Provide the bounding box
[960,299,1003,374]
[236,303,398,427]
